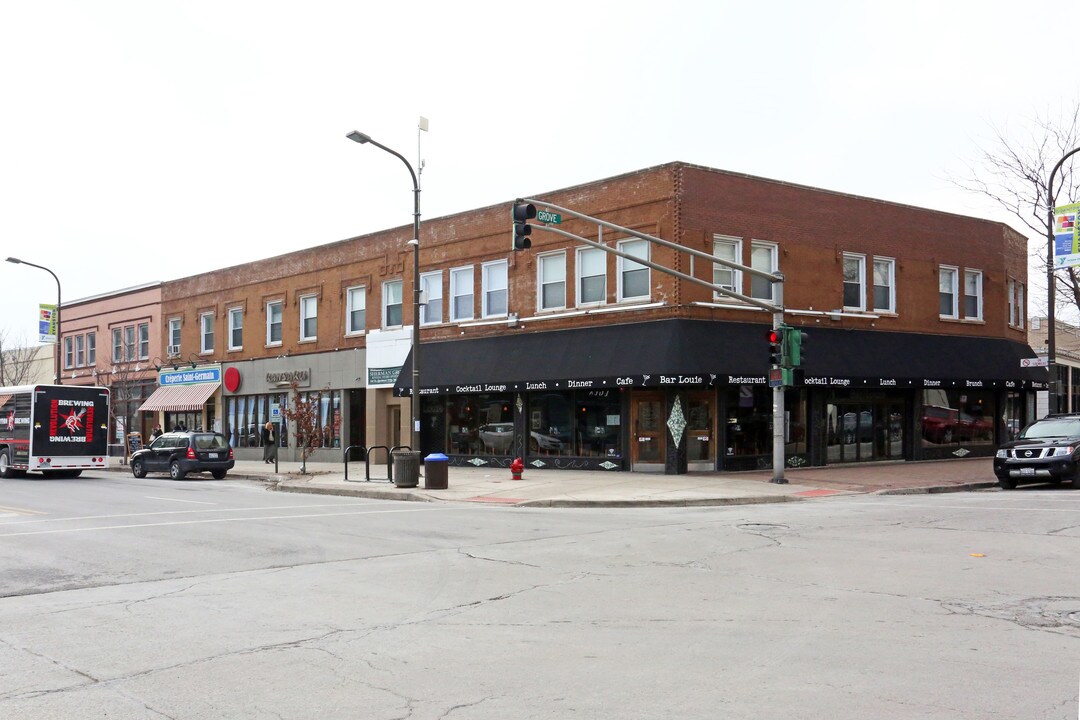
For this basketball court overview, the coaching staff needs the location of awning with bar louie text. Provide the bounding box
[138,383,219,412]
[392,319,1049,395]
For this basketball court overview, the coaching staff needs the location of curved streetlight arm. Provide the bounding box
[1045,146,1080,413]
[6,256,62,385]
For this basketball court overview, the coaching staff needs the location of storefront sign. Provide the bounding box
[368,366,402,386]
[161,365,222,386]
[266,369,310,387]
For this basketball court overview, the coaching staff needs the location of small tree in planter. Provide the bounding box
[283,381,324,474]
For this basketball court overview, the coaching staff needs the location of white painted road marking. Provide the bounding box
[144,496,218,505]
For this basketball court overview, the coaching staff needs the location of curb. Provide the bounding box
[875,481,998,495]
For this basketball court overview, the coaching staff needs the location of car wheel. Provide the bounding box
[211,470,227,480]
[0,449,14,479]
[169,461,186,480]
[132,459,147,479]
[998,477,1018,490]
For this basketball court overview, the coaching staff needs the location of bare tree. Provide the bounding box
[95,361,146,459]
[283,381,325,474]
[0,330,43,387]
[951,102,1080,313]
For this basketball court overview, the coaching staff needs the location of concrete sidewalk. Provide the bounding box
[111,455,1002,507]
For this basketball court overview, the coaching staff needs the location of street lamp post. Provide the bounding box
[1045,146,1080,414]
[6,257,62,385]
[346,130,421,453]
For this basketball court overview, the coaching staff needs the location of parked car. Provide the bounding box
[993,414,1080,489]
[130,431,235,480]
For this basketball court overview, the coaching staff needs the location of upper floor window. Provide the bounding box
[577,247,606,306]
[1009,279,1026,328]
[842,253,866,311]
[168,318,181,354]
[267,301,283,345]
[384,280,403,328]
[483,260,508,317]
[346,286,366,334]
[964,270,983,321]
[75,334,85,368]
[228,307,243,350]
[87,332,96,366]
[420,272,442,325]
[124,325,136,362]
[750,241,778,302]
[200,312,215,353]
[618,239,649,301]
[299,295,317,341]
[138,322,149,360]
[939,266,958,319]
[539,252,566,311]
[450,267,473,322]
[112,328,122,364]
[712,236,741,298]
[64,336,74,370]
[873,257,895,313]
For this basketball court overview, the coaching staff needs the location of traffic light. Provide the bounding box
[767,328,784,367]
[786,327,808,368]
[512,201,536,251]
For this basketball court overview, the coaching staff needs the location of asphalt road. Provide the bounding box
[1,472,1078,719]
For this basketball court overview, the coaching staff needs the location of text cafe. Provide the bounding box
[138,364,223,435]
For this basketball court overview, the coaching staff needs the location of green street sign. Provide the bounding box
[536,209,562,224]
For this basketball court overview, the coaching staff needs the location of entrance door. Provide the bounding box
[631,392,666,471]
[827,399,905,463]
[387,406,401,449]
[685,391,715,471]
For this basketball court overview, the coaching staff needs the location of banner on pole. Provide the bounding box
[38,304,57,343]
[1053,202,1080,267]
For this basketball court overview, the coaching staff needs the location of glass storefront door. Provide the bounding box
[826,397,904,464]
[686,391,715,470]
[632,392,665,469]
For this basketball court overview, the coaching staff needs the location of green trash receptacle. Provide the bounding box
[424,453,449,489]
[392,450,421,488]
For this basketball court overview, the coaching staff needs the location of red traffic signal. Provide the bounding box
[767,329,783,366]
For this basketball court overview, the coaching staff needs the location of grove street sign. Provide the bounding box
[536,209,562,224]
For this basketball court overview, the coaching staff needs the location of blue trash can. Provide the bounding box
[424,453,449,489]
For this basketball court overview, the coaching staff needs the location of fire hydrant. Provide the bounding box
[510,457,524,481]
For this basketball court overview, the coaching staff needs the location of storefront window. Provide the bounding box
[724,385,772,463]
[224,393,290,448]
[919,388,995,448]
[529,392,574,457]
[575,390,621,458]
[446,393,513,455]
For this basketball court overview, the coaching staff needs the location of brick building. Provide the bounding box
[59,283,163,453]
[155,162,1046,472]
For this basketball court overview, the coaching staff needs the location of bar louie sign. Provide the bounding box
[266,369,310,387]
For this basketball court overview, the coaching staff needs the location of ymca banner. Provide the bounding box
[38,304,57,343]
[1053,202,1080,268]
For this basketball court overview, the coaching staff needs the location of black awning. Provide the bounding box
[393,319,1048,395]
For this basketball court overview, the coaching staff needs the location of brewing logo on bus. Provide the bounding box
[49,399,94,443]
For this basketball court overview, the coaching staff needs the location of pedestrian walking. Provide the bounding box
[262,421,277,463]
[150,425,163,442]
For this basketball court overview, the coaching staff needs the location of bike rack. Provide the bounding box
[343,445,366,483]
[365,445,392,483]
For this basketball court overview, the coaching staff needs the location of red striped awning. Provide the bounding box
[138,383,219,412]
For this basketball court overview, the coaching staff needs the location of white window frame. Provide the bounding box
[1008,279,1017,326]
[617,239,650,302]
[383,280,404,329]
[842,253,866,311]
[482,260,509,318]
[538,252,566,312]
[74,334,85,368]
[450,266,474,322]
[963,269,983,321]
[124,325,136,362]
[299,294,317,342]
[419,272,442,326]
[749,241,778,303]
[939,266,959,319]
[872,257,896,313]
[200,312,215,354]
[168,318,181,349]
[228,307,243,350]
[266,301,283,346]
[87,331,96,366]
[712,235,742,299]
[64,336,74,370]
[346,285,367,335]
[138,322,149,360]
[112,328,122,364]
[576,247,607,307]
[1017,282,1025,329]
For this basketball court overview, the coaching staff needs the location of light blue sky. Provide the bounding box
[1,0,1073,344]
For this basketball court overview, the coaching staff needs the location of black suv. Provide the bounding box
[131,431,235,480]
[994,414,1080,489]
